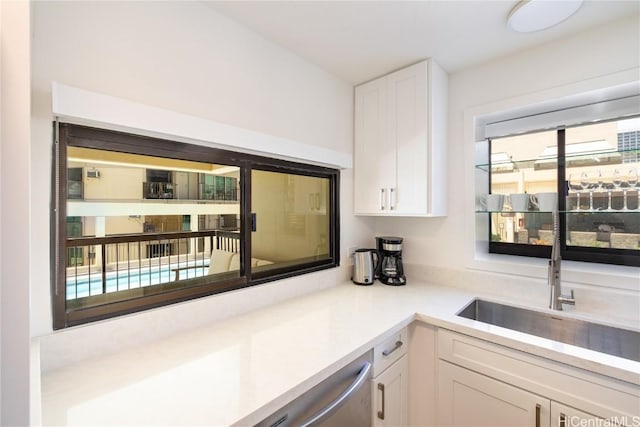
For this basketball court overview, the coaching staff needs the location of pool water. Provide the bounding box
[66,261,209,299]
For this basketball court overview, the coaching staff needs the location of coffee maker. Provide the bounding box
[376,236,406,286]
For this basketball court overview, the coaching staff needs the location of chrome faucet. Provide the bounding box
[549,211,575,310]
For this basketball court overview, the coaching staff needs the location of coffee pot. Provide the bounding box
[376,236,406,286]
[352,248,380,285]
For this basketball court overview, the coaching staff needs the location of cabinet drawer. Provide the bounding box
[373,327,408,376]
[438,329,640,421]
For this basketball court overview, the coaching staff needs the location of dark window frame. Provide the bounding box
[52,123,340,329]
[488,126,639,267]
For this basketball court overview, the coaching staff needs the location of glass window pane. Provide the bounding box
[565,118,640,251]
[251,170,331,272]
[490,130,558,246]
[65,146,241,309]
[55,124,340,328]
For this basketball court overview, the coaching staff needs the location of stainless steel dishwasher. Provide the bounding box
[255,350,373,427]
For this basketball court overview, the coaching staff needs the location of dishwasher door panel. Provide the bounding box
[255,351,373,427]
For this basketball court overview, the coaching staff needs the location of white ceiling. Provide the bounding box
[205,0,639,85]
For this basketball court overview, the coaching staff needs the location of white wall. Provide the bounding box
[1,1,31,425]
[31,1,374,365]
[82,166,145,200]
[376,16,640,317]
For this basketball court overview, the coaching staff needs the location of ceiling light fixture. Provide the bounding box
[507,0,583,33]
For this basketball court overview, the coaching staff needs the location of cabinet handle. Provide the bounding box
[377,383,385,420]
[559,412,567,427]
[268,414,288,427]
[389,188,395,210]
[535,404,541,427]
[380,188,385,210]
[382,340,403,357]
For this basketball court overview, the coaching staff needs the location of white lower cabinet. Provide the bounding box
[436,329,639,427]
[371,327,409,427]
[438,361,630,427]
[408,322,437,426]
[438,360,550,427]
[551,402,628,427]
[372,354,409,427]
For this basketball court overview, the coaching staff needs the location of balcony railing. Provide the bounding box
[65,229,240,300]
[142,182,174,199]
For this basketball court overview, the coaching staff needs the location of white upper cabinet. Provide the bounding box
[354,59,448,216]
[354,76,389,213]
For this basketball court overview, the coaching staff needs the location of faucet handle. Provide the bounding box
[559,289,576,306]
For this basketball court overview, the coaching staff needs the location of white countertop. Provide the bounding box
[40,281,640,426]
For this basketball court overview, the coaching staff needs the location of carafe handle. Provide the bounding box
[372,250,382,279]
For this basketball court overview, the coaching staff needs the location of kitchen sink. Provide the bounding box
[457,299,640,362]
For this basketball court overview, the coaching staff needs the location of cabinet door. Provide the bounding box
[354,59,447,216]
[387,61,428,214]
[373,354,409,427]
[354,77,393,214]
[551,402,628,427]
[438,360,550,427]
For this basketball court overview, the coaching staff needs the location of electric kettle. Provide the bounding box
[352,248,380,285]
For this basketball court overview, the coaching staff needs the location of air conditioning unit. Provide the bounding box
[86,169,101,178]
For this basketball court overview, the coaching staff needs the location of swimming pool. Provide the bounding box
[66,260,209,300]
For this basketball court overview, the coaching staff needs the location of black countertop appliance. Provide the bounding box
[376,236,406,286]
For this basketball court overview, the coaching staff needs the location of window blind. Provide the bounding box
[483,95,640,139]
[475,80,640,140]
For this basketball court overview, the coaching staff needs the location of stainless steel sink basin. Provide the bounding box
[457,299,640,362]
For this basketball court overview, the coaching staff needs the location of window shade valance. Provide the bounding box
[476,81,640,140]
[483,95,640,139]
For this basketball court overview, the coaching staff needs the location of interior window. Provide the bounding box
[53,123,339,328]
[64,146,242,308]
[251,169,331,275]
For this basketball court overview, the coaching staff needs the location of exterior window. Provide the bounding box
[488,130,557,248]
[485,117,639,266]
[67,167,83,199]
[52,123,339,328]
